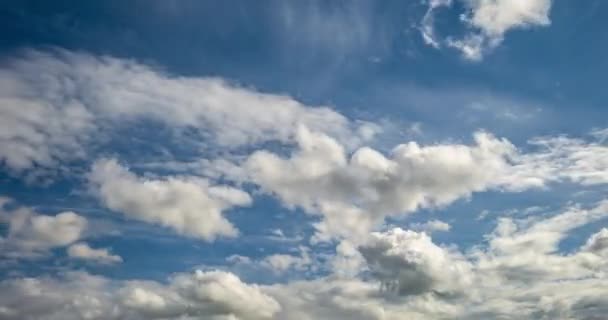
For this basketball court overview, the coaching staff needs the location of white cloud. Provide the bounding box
[0,198,87,256]
[67,242,122,264]
[246,127,540,241]
[264,277,462,320]
[226,246,314,277]
[409,219,451,233]
[121,270,282,320]
[359,228,472,296]
[0,270,280,320]
[0,62,94,176]
[515,135,608,186]
[1,200,608,319]
[261,254,309,275]
[88,158,251,241]
[0,272,119,320]
[421,0,553,60]
[0,50,373,179]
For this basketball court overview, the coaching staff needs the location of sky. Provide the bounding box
[1,0,608,319]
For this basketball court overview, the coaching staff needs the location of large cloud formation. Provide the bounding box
[2,202,607,319]
[2,49,608,244]
[245,126,544,241]
[2,49,608,319]
[0,50,373,178]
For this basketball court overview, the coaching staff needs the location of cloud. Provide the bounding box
[0,49,373,179]
[67,242,122,264]
[1,201,608,319]
[260,251,312,275]
[421,0,553,60]
[0,198,87,256]
[0,270,280,320]
[515,134,608,186]
[226,246,314,278]
[122,270,281,320]
[88,158,251,241]
[275,1,381,61]
[0,272,118,320]
[409,219,451,233]
[359,228,471,296]
[245,127,541,241]
[582,228,608,256]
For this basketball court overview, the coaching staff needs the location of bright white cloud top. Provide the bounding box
[421,0,553,60]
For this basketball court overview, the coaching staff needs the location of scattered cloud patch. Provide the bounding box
[67,242,122,264]
[421,0,553,60]
[0,198,87,257]
[88,159,251,241]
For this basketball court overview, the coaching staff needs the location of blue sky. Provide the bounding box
[1,1,608,319]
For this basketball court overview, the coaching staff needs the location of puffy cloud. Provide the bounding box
[88,158,251,241]
[120,270,282,319]
[2,201,608,320]
[226,247,314,277]
[0,49,372,178]
[246,127,539,241]
[421,0,553,60]
[0,270,280,320]
[0,272,119,320]
[359,228,472,296]
[264,277,462,320]
[67,243,122,264]
[0,198,87,256]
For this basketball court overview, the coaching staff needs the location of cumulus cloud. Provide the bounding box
[67,242,122,264]
[0,198,87,256]
[421,0,553,60]
[334,201,608,319]
[226,246,314,278]
[0,49,373,178]
[246,127,541,241]
[1,201,608,319]
[359,228,471,296]
[122,270,281,320]
[0,270,280,320]
[5,48,608,320]
[88,158,251,241]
